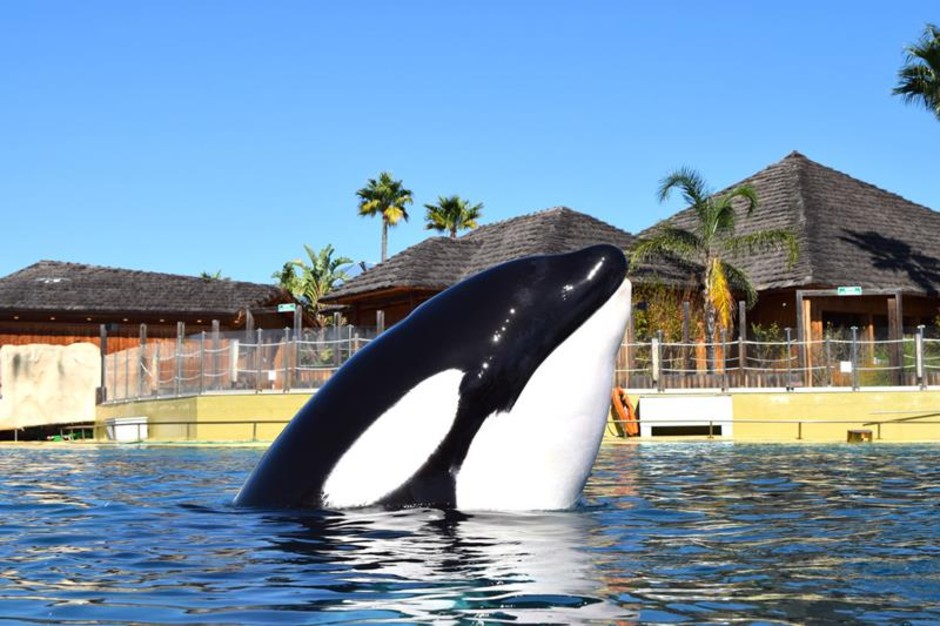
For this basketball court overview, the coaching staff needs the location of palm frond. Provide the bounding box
[357,199,381,217]
[721,261,758,308]
[628,226,703,272]
[724,185,759,216]
[709,198,738,238]
[657,167,710,207]
[423,195,484,239]
[707,258,735,331]
[893,23,940,119]
[384,206,407,225]
[356,171,413,223]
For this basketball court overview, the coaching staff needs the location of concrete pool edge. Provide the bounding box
[84,387,940,444]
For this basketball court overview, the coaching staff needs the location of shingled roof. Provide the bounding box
[324,207,636,301]
[638,151,940,295]
[0,260,289,318]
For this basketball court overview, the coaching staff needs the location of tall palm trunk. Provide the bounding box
[381,219,389,263]
[703,255,718,372]
[703,287,718,372]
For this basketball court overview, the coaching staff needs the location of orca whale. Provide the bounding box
[234,244,631,510]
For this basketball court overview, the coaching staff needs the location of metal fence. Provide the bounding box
[616,325,940,390]
[102,326,378,402]
[102,323,940,403]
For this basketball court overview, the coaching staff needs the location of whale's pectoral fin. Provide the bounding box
[321,369,465,509]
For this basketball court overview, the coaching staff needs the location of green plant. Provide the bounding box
[356,171,413,262]
[632,283,699,343]
[893,23,940,121]
[273,244,353,325]
[629,166,798,370]
[424,195,483,239]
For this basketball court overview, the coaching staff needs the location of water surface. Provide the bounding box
[0,443,938,624]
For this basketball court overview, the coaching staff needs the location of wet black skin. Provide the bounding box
[234,244,627,509]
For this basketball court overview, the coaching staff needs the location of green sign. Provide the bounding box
[277,303,296,313]
[836,286,863,296]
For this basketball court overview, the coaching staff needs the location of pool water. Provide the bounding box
[1,442,938,624]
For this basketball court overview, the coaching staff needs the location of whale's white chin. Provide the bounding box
[455,278,631,511]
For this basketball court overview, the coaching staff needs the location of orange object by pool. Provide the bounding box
[610,388,639,437]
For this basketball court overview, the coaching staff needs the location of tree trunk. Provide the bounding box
[704,291,717,373]
[381,219,389,263]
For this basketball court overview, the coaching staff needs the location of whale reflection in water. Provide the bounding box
[266,507,634,623]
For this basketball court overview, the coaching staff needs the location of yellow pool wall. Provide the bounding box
[95,388,940,444]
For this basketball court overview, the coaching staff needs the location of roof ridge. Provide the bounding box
[325,206,634,301]
[788,154,817,284]
[463,206,571,239]
[15,258,270,287]
[767,151,937,214]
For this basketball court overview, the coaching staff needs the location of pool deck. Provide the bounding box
[87,386,940,444]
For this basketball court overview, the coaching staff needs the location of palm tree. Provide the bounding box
[199,270,227,281]
[273,244,353,324]
[356,172,413,263]
[424,195,484,240]
[893,23,940,121]
[629,167,798,370]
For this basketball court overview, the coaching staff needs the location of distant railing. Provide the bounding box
[615,325,940,390]
[102,325,377,403]
[102,323,940,403]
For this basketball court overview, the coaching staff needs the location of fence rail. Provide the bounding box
[102,326,377,402]
[615,325,940,391]
[102,324,940,403]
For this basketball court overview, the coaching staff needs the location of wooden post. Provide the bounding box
[293,305,302,388]
[888,293,903,384]
[176,321,185,396]
[256,328,264,392]
[283,327,291,391]
[333,313,342,368]
[802,297,813,387]
[720,327,728,391]
[785,327,794,391]
[851,326,860,390]
[245,310,255,341]
[138,323,147,399]
[376,310,385,334]
[624,306,635,388]
[795,290,804,371]
[98,323,108,403]
[738,300,746,386]
[293,304,303,337]
[212,319,221,390]
[244,311,255,390]
[682,301,691,376]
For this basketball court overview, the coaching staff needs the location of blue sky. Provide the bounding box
[2,1,937,284]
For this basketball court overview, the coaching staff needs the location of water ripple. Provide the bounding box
[0,443,938,624]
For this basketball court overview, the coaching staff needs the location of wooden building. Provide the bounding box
[324,153,940,349]
[0,260,298,353]
[644,151,940,342]
[322,207,636,326]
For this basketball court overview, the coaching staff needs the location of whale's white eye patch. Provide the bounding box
[322,368,464,508]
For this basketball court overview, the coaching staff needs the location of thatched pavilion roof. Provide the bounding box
[324,206,639,302]
[0,260,289,321]
[642,151,940,295]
